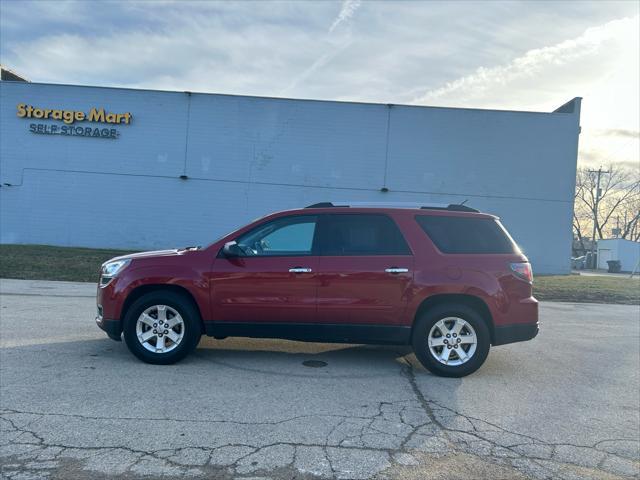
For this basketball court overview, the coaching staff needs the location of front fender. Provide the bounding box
[106,265,209,321]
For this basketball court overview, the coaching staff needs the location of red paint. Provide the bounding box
[210,255,319,323]
[316,255,414,325]
[97,207,537,335]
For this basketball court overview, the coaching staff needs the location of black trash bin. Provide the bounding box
[606,260,622,273]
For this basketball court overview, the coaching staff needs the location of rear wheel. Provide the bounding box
[412,304,490,377]
[123,291,201,364]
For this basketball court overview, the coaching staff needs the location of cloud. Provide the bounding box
[408,15,639,169]
[413,16,638,107]
[328,0,361,33]
[1,1,637,168]
[593,129,640,139]
[280,0,360,95]
[0,8,328,95]
[280,40,352,95]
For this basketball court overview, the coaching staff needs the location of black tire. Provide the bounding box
[412,304,490,377]
[123,291,202,365]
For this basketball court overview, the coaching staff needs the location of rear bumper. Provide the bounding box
[96,316,123,341]
[493,322,538,346]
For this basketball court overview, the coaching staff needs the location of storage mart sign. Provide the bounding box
[16,103,132,139]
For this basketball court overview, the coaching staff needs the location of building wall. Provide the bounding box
[0,82,581,274]
[598,239,640,271]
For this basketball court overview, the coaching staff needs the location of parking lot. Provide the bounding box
[1,278,638,480]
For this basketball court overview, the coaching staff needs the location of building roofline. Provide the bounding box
[2,80,581,116]
[0,65,30,82]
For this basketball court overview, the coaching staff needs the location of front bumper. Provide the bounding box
[96,314,123,341]
[493,322,539,346]
[96,277,125,341]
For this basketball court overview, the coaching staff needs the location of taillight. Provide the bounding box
[510,262,533,282]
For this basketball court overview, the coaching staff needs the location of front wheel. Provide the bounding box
[123,291,202,365]
[412,304,490,377]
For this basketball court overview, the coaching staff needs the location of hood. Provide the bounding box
[105,247,200,264]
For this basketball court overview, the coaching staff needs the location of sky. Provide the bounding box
[1,0,638,170]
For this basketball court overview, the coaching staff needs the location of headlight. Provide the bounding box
[100,259,131,287]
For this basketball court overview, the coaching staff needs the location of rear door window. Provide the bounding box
[320,214,411,256]
[415,215,518,254]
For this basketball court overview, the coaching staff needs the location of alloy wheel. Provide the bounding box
[427,317,477,366]
[135,305,185,353]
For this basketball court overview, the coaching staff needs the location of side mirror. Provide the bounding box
[222,241,243,257]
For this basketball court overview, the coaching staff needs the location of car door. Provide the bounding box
[210,214,319,324]
[316,213,414,325]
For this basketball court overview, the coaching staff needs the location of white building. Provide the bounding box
[597,239,640,272]
[0,81,582,273]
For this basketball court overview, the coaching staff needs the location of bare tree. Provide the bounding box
[573,164,640,243]
[572,170,591,255]
[619,196,640,241]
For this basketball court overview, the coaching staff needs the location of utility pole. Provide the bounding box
[587,167,610,269]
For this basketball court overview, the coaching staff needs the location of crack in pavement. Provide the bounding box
[2,360,638,480]
[400,360,639,479]
[3,293,639,479]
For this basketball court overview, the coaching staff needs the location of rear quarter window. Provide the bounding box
[415,215,518,254]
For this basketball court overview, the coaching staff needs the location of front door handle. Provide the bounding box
[385,267,409,274]
[289,267,313,273]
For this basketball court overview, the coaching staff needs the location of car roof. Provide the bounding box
[271,202,497,219]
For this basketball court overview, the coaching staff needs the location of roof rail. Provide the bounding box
[440,204,480,213]
[304,202,479,213]
[305,202,337,208]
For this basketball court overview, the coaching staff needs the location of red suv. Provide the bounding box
[96,203,538,377]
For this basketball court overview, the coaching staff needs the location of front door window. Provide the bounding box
[236,215,317,256]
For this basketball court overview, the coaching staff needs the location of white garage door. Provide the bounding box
[598,249,612,269]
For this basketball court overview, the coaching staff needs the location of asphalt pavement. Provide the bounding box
[0,278,638,480]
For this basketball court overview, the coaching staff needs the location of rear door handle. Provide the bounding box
[385,267,409,274]
[289,267,313,273]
